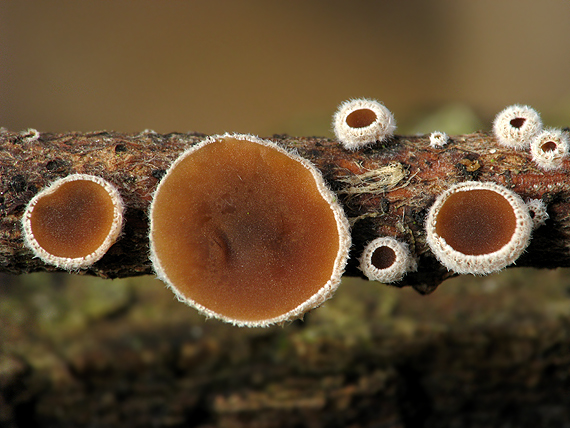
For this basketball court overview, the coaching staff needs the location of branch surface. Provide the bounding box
[1,128,569,293]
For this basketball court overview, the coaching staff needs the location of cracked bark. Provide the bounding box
[1,128,570,294]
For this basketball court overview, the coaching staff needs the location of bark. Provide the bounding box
[1,128,570,294]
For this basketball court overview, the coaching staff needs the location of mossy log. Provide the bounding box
[1,128,570,294]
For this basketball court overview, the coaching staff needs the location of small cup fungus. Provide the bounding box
[429,131,449,148]
[530,128,569,171]
[359,236,416,283]
[492,104,542,150]
[526,199,549,229]
[333,98,396,151]
[20,128,40,143]
[425,181,532,275]
[21,174,124,270]
[149,133,351,327]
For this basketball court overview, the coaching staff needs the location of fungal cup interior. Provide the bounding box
[370,246,397,270]
[435,189,516,255]
[151,136,343,323]
[30,180,116,258]
[346,108,377,128]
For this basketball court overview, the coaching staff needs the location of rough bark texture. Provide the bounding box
[1,128,570,294]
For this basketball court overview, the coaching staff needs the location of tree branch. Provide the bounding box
[1,128,569,294]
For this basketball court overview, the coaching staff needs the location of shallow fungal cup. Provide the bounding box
[149,133,351,327]
[492,104,542,150]
[530,128,569,171]
[21,174,124,270]
[359,236,416,283]
[333,98,396,151]
[425,181,532,275]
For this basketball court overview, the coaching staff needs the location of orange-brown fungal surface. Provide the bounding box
[346,109,377,128]
[149,133,351,327]
[425,181,532,275]
[21,174,124,269]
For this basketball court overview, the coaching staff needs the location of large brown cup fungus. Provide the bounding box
[21,174,124,270]
[149,133,351,327]
[425,181,532,275]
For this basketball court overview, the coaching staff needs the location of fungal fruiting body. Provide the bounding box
[425,181,532,275]
[492,104,542,149]
[333,98,396,150]
[149,133,351,327]
[21,174,124,270]
[429,131,449,148]
[530,128,569,171]
[359,236,416,283]
[20,128,40,143]
[526,199,549,229]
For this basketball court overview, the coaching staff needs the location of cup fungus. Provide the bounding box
[333,98,396,151]
[21,174,124,270]
[492,104,542,150]
[359,236,416,283]
[149,133,351,327]
[530,128,569,171]
[20,128,40,143]
[526,199,549,229]
[425,181,532,275]
[429,131,449,148]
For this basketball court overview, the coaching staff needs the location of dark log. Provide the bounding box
[1,128,570,294]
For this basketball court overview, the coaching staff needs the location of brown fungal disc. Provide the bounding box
[510,117,526,128]
[541,141,557,152]
[21,174,124,269]
[425,181,532,275]
[371,246,397,269]
[149,133,350,327]
[31,180,115,257]
[346,108,377,128]
[434,189,517,256]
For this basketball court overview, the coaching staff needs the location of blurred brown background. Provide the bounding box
[2,2,570,427]
[1,1,570,136]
